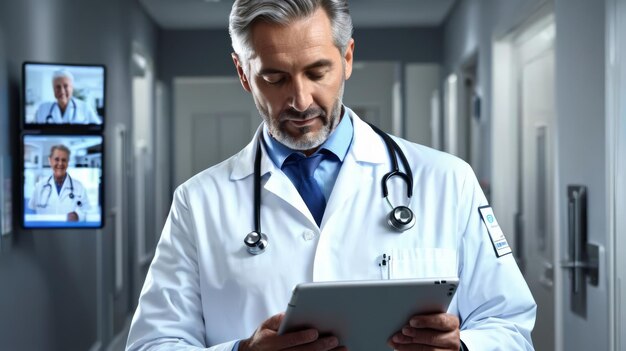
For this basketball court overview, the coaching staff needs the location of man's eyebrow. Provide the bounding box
[258,60,334,75]
[304,59,333,70]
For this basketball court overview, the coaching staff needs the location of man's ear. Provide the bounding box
[343,38,355,80]
[232,53,252,92]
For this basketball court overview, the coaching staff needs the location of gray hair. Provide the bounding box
[229,0,353,62]
[49,144,71,158]
[52,69,74,83]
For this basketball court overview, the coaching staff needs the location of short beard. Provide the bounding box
[256,82,345,152]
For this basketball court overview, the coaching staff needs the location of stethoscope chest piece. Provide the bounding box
[244,231,268,255]
[387,205,415,232]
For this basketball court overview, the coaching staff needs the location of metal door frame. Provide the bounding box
[606,0,625,348]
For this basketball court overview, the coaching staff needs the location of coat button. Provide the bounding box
[302,230,317,241]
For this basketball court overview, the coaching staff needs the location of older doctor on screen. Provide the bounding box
[28,145,90,222]
[126,1,536,350]
[33,69,101,124]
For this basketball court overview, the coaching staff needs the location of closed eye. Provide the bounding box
[307,70,327,81]
[261,73,285,85]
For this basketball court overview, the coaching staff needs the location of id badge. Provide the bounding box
[478,206,512,258]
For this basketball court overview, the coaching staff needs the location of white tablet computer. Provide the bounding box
[277,277,459,350]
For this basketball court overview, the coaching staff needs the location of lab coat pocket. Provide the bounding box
[389,248,458,279]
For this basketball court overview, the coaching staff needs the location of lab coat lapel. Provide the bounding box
[47,176,64,206]
[61,175,72,199]
[230,124,316,225]
[322,112,387,227]
[263,166,313,224]
[230,113,390,228]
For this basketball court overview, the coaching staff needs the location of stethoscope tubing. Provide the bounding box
[38,174,75,208]
[46,98,77,123]
[253,139,262,235]
[366,123,413,198]
[245,121,415,254]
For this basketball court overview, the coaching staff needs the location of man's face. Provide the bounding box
[233,8,354,154]
[49,149,69,180]
[53,76,73,107]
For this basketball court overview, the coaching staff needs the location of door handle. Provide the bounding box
[560,244,599,288]
[540,261,554,289]
[560,185,599,317]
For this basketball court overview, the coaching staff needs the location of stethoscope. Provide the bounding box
[244,122,415,255]
[46,98,77,123]
[37,174,80,208]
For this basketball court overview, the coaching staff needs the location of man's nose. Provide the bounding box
[288,77,313,112]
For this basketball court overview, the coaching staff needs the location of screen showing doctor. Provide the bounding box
[23,135,102,228]
[24,63,104,125]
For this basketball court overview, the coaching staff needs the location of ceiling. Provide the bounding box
[139,0,458,30]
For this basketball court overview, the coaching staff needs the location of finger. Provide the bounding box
[389,337,456,351]
[284,335,339,351]
[261,312,286,331]
[388,342,440,351]
[398,327,460,349]
[266,329,320,350]
[389,332,414,344]
[409,313,459,331]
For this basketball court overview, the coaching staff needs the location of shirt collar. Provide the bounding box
[263,106,354,168]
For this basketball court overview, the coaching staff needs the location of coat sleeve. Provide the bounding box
[452,163,536,350]
[125,186,239,351]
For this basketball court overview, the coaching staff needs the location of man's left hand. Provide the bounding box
[387,313,460,351]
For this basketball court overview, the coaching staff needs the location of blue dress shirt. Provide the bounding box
[263,107,353,201]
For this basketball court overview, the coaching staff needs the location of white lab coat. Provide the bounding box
[127,110,536,351]
[28,174,90,221]
[34,97,101,124]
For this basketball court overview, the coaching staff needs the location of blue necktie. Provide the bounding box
[284,153,326,226]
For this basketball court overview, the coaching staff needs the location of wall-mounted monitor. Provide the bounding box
[23,62,105,128]
[22,134,104,229]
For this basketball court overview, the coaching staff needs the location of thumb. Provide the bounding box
[262,312,286,331]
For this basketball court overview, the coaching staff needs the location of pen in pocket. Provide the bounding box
[378,253,392,280]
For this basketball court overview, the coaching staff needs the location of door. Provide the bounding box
[344,61,398,134]
[173,77,259,188]
[556,0,610,349]
[404,63,440,147]
[517,22,556,351]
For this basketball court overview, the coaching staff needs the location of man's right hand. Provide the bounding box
[238,313,346,351]
[67,211,79,222]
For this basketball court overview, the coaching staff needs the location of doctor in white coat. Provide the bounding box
[28,144,89,222]
[33,69,101,124]
[127,1,536,350]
